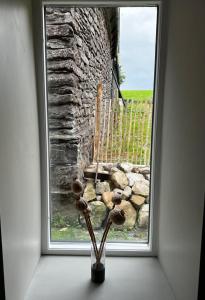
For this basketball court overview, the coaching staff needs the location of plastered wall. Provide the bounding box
[158,0,205,299]
[0,0,41,299]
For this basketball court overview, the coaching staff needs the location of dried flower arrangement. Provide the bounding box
[72,178,126,283]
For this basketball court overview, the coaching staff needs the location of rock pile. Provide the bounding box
[82,163,150,230]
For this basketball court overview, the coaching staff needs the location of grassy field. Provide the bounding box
[122,90,153,101]
[51,227,148,243]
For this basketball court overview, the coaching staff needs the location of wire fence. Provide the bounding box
[93,98,153,165]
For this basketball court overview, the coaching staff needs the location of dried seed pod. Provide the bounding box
[76,197,88,212]
[112,191,122,205]
[109,208,125,225]
[72,179,84,195]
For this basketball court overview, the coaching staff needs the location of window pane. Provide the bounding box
[44,6,157,244]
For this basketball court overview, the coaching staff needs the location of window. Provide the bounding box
[41,1,162,254]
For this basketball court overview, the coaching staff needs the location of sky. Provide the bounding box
[119,7,157,90]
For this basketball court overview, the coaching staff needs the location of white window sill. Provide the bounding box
[25,256,175,300]
[44,241,153,256]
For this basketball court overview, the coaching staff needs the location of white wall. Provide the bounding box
[0,0,41,299]
[158,0,205,299]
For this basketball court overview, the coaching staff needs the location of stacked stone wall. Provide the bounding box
[45,7,115,218]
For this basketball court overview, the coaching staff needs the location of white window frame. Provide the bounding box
[33,0,165,256]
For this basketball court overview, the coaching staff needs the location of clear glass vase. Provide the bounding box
[91,242,105,283]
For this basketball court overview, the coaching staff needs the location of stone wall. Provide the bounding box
[45,7,117,220]
[83,163,150,234]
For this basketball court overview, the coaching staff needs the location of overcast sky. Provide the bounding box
[120,7,157,90]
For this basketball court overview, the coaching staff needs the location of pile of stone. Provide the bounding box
[82,162,150,231]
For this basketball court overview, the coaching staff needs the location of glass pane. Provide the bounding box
[44,6,158,244]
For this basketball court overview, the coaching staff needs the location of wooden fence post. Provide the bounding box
[93,82,103,162]
[100,99,107,162]
[118,99,124,162]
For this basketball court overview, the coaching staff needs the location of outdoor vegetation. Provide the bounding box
[98,90,153,165]
[51,90,152,243]
[51,211,148,242]
[51,226,147,242]
[46,5,156,245]
[122,90,153,101]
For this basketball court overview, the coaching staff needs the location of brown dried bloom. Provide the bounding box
[76,197,88,212]
[72,179,84,195]
[112,191,122,205]
[109,208,125,225]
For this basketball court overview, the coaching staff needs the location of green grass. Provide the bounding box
[51,226,148,243]
[121,90,153,101]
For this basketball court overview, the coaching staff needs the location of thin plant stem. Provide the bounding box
[98,220,112,263]
[98,204,116,263]
[86,214,99,260]
[83,212,99,260]
[84,213,98,259]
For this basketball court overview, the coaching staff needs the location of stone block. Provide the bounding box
[50,165,77,189]
[132,180,149,197]
[96,181,110,195]
[122,186,132,199]
[111,171,128,189]
[47,37,75,49]
[48,104,76,119]
[46,24,74,38]
[49,142,78,164]
[102,191,114,209]
[47,60,85,81]
[118,162,133,173]
[83,181,96,202]
[130,195,145,207]
[138,204,149,228]
[48,74,79,88]
[116,200,137,230]
[89,201,107,229]
[138,166,150,175]
[48,93,81,105]
[48,118,75,129]
[126,172,145,187]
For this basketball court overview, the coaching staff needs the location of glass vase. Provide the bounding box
[91,243,105,283]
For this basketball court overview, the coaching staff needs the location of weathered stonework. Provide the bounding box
[83,163,150,231]
[45,7,118,220]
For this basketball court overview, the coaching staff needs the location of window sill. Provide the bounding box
[25,256,175,300]
[44,241,153,256]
